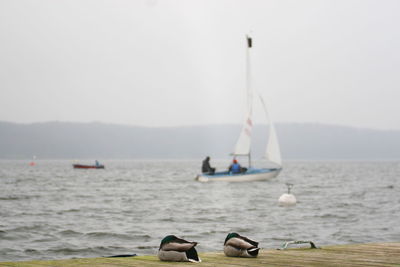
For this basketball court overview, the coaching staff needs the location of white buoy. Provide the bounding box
[278,183,297,206]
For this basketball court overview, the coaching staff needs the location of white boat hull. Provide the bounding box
[195,168,281,183]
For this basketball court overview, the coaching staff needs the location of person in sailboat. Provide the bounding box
[228,159,247,174]
[202,156,216,175]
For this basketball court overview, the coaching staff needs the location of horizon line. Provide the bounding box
[0,120,399,132]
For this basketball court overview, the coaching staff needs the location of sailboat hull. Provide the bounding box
[195,168,281,183]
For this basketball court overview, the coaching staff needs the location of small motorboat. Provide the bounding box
[73,163,105,169]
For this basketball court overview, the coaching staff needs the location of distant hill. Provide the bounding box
[0,121,399,160]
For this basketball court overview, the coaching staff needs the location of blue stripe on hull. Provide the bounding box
[200,167,280,179]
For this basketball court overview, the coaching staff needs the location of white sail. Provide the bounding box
[233,36,253,156]
[233,110,253,156]
[258,94,282,166]
[266,123,282,166]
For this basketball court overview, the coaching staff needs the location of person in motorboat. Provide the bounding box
[228,159,247,174]
[95,160,100,167]
[201,156,216,175]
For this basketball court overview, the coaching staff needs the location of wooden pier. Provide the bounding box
[1,242,399,267]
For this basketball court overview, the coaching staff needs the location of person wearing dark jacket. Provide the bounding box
[202,156,215,175]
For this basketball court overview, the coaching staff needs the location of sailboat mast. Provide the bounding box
[246,36,252,111]
[232,35,254,166]
[246,35,252,168]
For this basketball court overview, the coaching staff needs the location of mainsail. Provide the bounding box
[233,110,253,156]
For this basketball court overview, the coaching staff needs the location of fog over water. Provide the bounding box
[1,121,400,160]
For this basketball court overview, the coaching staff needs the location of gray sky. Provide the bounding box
[1,0,399,130]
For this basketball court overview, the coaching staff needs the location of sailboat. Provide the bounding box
[195,35,282,182]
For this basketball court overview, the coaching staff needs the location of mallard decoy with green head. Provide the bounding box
[223,232,260,257]
[157,235,201,262]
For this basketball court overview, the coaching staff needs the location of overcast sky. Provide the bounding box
[0,0,399,130]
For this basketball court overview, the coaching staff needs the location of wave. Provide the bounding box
[85,232,133,240]
[45,246,131,255]
[0,195,40,201]
[58,230,83,237]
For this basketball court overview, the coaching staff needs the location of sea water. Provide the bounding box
[0,159,399,261]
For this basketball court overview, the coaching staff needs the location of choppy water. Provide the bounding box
[0,159,399,261]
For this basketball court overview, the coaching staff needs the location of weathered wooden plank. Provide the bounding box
[1,243,399,267]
